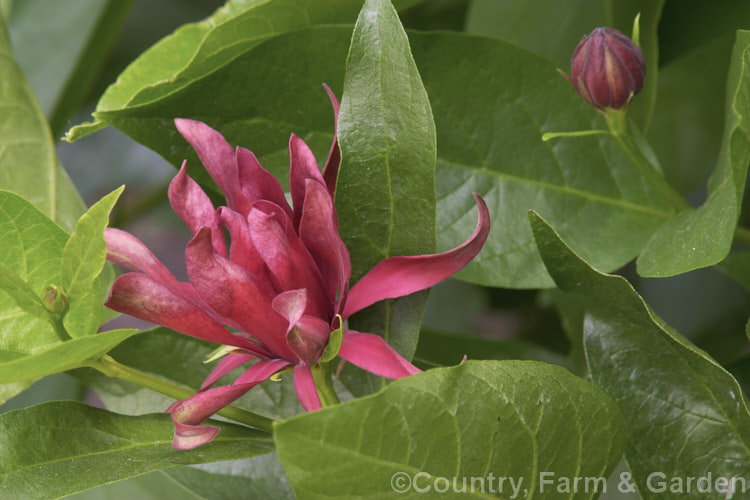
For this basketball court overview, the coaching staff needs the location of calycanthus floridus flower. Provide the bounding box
[104,87,490,450]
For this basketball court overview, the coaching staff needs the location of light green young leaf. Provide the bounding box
[0,328,137,384]
[637,30,750,277]
[0,401,273,499]
[276,360,624,499]
[61,186,123,302]
[0,261,51,323]
[0,12,84,232]
[530,211,750,497]
[62,278,104,337]
[0,190,68,354]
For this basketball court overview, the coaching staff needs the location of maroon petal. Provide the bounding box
[168,161,215,234]
[185,228,293,360]
[200,352,256,390]
[106,273,247,348]
[104,228,182,291]
[289,134,325,229]
[247,205,331,318]
[338,331,421,379]
[343,194,490,318]
[174,119,245,212]
[217,207,266,277]
[168,358,290,449]
[322,84,341,196]
[236,147,292,217]
[293,364,322,411]
[299,180,350,311]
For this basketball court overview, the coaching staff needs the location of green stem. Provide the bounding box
[311,363,340,407]
[735,226,750,246]
[88,355,274,433]
[603,109,690,212]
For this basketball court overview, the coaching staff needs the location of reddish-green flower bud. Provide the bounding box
[569,27,645,110]
[42,285,68,315]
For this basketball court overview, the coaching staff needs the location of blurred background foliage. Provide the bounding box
[0,0,748,498]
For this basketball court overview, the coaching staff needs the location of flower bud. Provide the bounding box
[42,285,68,315]
[569,27,645,110]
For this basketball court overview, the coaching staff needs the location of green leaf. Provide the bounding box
[414,328,569,369]
[72,27,675,288]
[0,190,69,354]
[0,13,84,232]
[529,210,750,497]
[164,454,295,500]
[718,250,750,292]
[464,0,663,131]
[63,277,105,337]
[335,0,436,379]
[61,186,123,302]
[0,328,137,384]
[0,400,274,499]
[637,30,750,276]
[7,0,132,138]
[275,360,624,499]
[65,0,417,143]
[0,261,51,323]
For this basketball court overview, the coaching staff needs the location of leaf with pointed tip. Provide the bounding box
[637,30,750,277]
[276,360,624,499]
[62,186,123,303]
[0,190,68,355]
[530,210,750,498]
[0,401,273,499]
[0,329,137,384]
[0,13,84,232]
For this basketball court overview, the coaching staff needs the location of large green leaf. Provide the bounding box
[336,1,436,385]
[7,0,131,138]
[65,0,420,142]
[0,400,273,499]
[276,360,624,499]
[530,211,750,498]
[465,0,663,131]
[637,30,750,276]
[0,12,84,232]
[0,328,137,384]
[164,454,295,500]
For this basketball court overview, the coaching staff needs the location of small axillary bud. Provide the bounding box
[42,285,68,315]
[567,27,645,110]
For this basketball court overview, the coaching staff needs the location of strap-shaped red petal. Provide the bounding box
[293,364,322,411]
[289,134,325,229]
[104,228,181,290]
[338,331,421,379]
[168,161,215,234]
[168,358,291,449]
[342,194,490,318]
[105,273,247,348]
[174,118,245,212]
[186,228,293,360]
[299,180,350,311]
[236,146,292,218]
[322,84,341,196]
[200,352,256,390]
[217,207,266,277]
